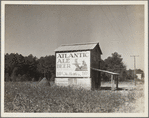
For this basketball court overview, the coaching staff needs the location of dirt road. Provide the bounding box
[101,81,145,113]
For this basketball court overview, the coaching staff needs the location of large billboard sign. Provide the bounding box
[56,51,90,77]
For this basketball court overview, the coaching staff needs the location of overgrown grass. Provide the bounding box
[4,82,141,113]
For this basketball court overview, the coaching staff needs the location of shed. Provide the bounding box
[54,42,102,90]
[136,74,142,80]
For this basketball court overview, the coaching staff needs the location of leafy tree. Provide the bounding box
[5,53,17,76]
[5,73,10,82]
[5,53,39,81]
[104,52,126,72]
[37,55,55,81]
[100,59,109,81]
[24,54,38,80]
[10,67,18,82]
[126,69,134,80]
[101,52,126,81]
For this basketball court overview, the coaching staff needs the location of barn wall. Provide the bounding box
[91,45,101,68]
[91,45,101,90]
[54,43,102,90]
[55,78,69,86]
[55,78,91,90]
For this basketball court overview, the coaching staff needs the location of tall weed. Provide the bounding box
[5,82,140,113]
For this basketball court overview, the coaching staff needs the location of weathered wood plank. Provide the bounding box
[55,78,91,90]
[91,67,119,75]
[116,75,118,89]
[111,75,115,91]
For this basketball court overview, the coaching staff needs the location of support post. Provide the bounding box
[111,75,114,91]
[116,75,118,89]
[130,55,139,86]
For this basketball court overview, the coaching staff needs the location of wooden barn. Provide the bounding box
[54,42,102,90]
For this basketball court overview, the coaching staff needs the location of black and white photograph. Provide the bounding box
[1,1,148,117]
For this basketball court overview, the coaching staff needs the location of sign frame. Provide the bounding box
[55,50,91,78]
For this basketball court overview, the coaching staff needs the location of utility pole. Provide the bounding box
[130,55,139,86]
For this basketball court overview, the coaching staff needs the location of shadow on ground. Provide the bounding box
[99,87,129,91]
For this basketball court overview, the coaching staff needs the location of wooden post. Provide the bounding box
[116,75,118,89]
[111,75,114,90]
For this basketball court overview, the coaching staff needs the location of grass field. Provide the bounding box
[4,81,144,113]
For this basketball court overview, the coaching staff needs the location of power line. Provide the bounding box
[108,6,125,41]
[130,55,139,86]
[108,6,136,56]
[101,6,121,40]
[125,6,135,40]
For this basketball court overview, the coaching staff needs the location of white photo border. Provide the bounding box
[1,1,148,117]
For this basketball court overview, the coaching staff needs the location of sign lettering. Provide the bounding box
[56,51,90,77]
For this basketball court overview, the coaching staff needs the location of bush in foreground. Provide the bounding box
[5,82,139,113]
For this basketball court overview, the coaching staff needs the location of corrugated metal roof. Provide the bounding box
[55,42,102,53]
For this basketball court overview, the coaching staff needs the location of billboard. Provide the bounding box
[56,51,90,77]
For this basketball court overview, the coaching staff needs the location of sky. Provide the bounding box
[5,4,145,71]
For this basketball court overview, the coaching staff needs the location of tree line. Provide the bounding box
[5,53,55,82]
[4,52,144,82]
[100,52,144,81]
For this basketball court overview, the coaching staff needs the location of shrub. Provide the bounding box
[16,74,21,82]
[5,73,10,82]
[4,82,142,113]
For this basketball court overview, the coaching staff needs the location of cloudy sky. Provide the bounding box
[5,4,145,70]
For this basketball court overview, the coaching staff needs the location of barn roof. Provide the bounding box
[55,42,102,54]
